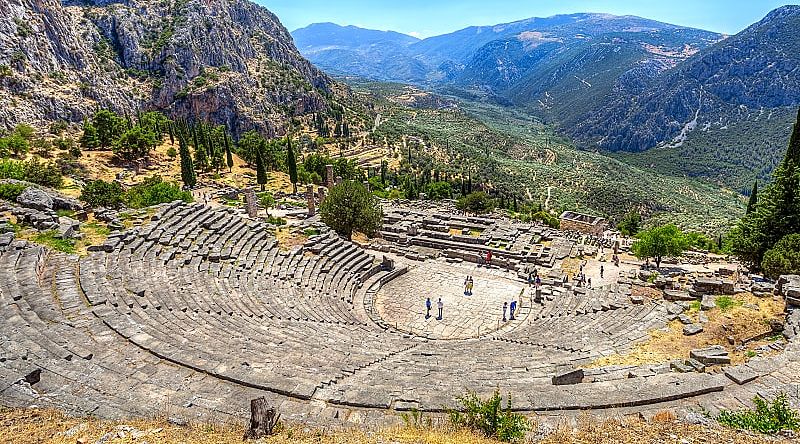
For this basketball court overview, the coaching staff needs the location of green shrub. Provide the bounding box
[448,390,529,442]
[718,393,799,434]
[0,158,63,188]
[0,159,26,181]
[762,234,800,279]
[123,175,192,209]
[303,228,320,236]
[266,215,286,226]
[80,179,124,209]
[0,183,26,201]
[715,296,742,311]
[166,146,177,157]
[400,408,432,429]
[32,230,75,254]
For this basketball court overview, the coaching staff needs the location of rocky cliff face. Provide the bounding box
[0,0,352,136]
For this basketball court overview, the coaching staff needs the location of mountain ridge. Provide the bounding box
[0,0,367,136]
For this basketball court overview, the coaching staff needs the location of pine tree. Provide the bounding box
[178,136,196,188]
[380,160,387,186]
[224,132,233,173]
[746,181,758,215]
[287,136,298,194]
[256,141,267,192]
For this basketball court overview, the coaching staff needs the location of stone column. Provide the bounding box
[244,188,258,218]
[335,176,343,186]
[306,184,315,217]
[318,188,326,203]
[363,180,370,192]
[325,165,334,189]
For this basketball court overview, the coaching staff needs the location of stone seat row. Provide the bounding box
[0,248,268,418]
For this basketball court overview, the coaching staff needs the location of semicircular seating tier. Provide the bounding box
[2,202,798,423]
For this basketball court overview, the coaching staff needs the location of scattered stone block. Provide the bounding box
[670,360,694,373]
[690,346,731,365]
[664,289,694,301]
[683,324,703,336]
[552,368,584,385]
[700,295,715,311]
[723,365,759,385]
[684,358,705,373]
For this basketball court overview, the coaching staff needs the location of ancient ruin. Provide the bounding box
[559,211,608,236]
[1,194,798,427]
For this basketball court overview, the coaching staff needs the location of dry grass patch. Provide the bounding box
[274,226,307,251]
[1,408,789,444]
[588,292,785,368]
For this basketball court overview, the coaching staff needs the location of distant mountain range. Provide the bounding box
[293,7,800,188]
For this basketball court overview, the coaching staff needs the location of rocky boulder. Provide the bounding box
[778,275,800,306]
[16,187,54,211]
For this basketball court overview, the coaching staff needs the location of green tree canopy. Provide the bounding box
[113,125,158,160]
[631,224,688,269]
[258,192,275,216]
[92,109,123,149]
[80,179,124,209]
[319,180,383,240]
[762,233,800,279]
[616,210,641,236]
[425,181,452,200]
[457,191,493,215]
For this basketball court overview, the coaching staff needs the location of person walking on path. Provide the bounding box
[502,302,508,322]
[509,300,517,320]
[600,265,604,279]
[535,275,541,288]
[467,277,474,295]
[437,298,443,320]
[425,297,432,319]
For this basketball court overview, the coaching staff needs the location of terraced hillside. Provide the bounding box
[361,82,744,234]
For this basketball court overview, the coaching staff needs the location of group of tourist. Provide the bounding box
[502,300,517,321]
[463,276,474,295]
[425,297,444,320]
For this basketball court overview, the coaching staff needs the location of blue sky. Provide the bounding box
[258,0,794,38]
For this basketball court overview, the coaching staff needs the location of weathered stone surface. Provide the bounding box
[683,324,703,335]
[664,289,694,301]
[700,294,716,310]
[723,365,759,385]
[16,187,53,211]
[690,346,731,365]
[552,369,584,385]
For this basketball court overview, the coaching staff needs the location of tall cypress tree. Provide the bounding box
[746,181,758,215]
[256,141,267,192]
[380,160,387,186]
[286,136,298,194]
[224,132,233,173]
[732,108,800,267]
[178,136,196,188]
[783,107,800,168]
